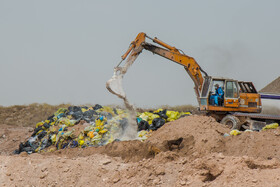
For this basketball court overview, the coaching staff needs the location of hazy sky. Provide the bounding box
[1,0,279,107]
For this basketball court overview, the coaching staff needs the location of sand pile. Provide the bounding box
[148,115,280,160]
[260,76,280,94]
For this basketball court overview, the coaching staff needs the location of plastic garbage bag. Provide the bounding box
[83,110,97,122]
[38,131,47,140]
[150,114,160,120]
[70,140,78,148]
[139,113,149,121]
[262,123,279,130]
[152,118,166,129]
[31,127,42,137]
[40,138,52,150]
[99,129,108,134]
[154,109,168,119]
[36,122,44,128]
[223,133,230,137]
[54,108,68,116]
[78,139,85,146]
[93,104,103,110]
[42,122,50,129]
[72,111,83,120]
[166,111,180,121]
[138,120,149,131]
[51,134,57,144]
[230,129,241,136]
[67,106,81,116]
[57,113,66,119]
[137,130,149,141]
[63,130,74,139]
[179,112,191,118]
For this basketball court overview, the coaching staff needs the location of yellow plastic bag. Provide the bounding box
[169,111,179,120]
[78,140,85,146]
[95,119,104,127]
[81,108,89,113]
[78,133,84,140]
[99,129,108,134]
[57,118,74,127]
[150,114,160,120]
[262,123,279,130]
[36,122,44,128]
[182,112,191,115]
[51,134,57,144]
[167,118,175,122]
[36,129,43,135]
[138,130,148,137]
[230,130,241,136]
[166,111,172,117]
[139,113,149,121]
[54,108,67,116]
[63,130,74,138]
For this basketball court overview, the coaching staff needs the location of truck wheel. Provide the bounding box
[221,115,241,130]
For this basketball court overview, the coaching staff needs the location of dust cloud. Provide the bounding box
[106,49,144,140]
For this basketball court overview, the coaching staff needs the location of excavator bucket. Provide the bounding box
[106,33,146,100]
[106,67,126,99]
[106,46,143,101]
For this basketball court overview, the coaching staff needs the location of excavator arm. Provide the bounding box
[116,32,208,98]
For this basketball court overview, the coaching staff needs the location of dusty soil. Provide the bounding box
[1,109,280,186]
[0,103,70,127]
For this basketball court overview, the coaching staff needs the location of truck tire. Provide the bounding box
[221,115,241,130]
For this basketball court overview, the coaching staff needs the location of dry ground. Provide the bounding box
[1,105,280,186]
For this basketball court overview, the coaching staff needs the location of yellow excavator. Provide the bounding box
[107,32,280,130]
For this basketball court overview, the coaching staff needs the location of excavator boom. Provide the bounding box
[111,32,208,101]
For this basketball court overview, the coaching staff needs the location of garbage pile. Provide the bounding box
[14,105,191,154]
[136,109,191,131]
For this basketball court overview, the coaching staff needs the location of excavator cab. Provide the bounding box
[199,77,261,113]
[208,79,225,106]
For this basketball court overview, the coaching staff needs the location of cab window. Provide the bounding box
[226,81,238,98]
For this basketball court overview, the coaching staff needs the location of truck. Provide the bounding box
[107,32,280,130]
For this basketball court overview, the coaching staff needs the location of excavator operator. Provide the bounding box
[210,84,224,106]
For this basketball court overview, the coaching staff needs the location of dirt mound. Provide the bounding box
[260,76,280,94]
[45,140,153,162]
[148,115,280,160]
[0,103,70,127]
[223,128,280,159]
[2,151,280,186]
[148,115,228,158]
